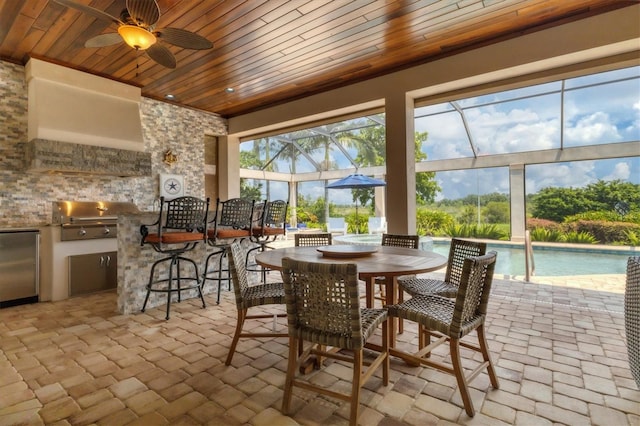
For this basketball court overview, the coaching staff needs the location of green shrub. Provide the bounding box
[475,224,508,239]
[442,223,468,237]
[564,210,640,224]
[457,205,477,225]
[346,213,368,234]
[622,230,640,246]
[530,227,564,242]
[527,217,563,231]
[293,208,318,225]
[562,231,598,244]
[565,220,640,244]
[528,216,640,245]
[442,223,507,240]
[483,201,510,224]
[416,209,455,235]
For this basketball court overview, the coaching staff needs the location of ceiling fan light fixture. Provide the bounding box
[118,25,156,50]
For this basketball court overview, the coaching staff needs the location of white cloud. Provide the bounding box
[603,162,631,181]
[523,160,637,194]
[564,111,621,144]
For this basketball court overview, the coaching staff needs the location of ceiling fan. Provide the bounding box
[53,0,213,69]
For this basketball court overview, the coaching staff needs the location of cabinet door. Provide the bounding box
[69,251,117,296]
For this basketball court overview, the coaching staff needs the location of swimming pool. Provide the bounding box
[334,234,637,276]
[433,241,636,277]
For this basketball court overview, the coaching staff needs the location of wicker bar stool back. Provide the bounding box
[280,258,389,426]
[399,238,486,298]
[294,232,332,247]
[140,196,209,320]
[387,251,499,417]
[224,240,288,365]
[204,198,254,304]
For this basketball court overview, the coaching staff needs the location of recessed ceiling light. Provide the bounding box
[225,87,235,93]
[165,94,176,100]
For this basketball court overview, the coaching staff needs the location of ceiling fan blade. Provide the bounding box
[52,0,122,25]
[126,0,160,27]
[155,27,213,50]
[85,33,123,48]
[146,44,176,69]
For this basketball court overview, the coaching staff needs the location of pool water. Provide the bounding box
[431,241,634,277]
[333,234,635,276]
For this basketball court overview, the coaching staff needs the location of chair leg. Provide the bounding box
[142,256,170,313]
[478,324,500,389]
[245,241,271,282]
[175,257,182,303]
[141,261,157,313]
[225,309,246,365]
[165,256,176,320]
[418,325,431,357]
[382,318,390,386]
[450,337,475,417]
[196,279,206,308]
[244,242,261,272]
[315,344,326,369]
[350,349,363,426]
[177,255,205,308]
[204,248,228,304]
[397,286,404,334]
[142,252,202,320]
[282,335,299,415]
[217,251,226,304]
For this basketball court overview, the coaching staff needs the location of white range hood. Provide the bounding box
[24,58,151,176]
[26,58,144,151]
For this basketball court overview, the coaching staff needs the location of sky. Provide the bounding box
[244,65,640,206]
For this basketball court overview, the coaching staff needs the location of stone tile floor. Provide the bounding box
[1,269,639,425]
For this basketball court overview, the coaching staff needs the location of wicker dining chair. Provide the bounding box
[399,238,486,298]
[387,251,499,417]
[225,240,289,365]
[376,234,420,298]
[280,258,389,426]
[294,232,332,247]
[625,256,640,388]
[374,234,420,332]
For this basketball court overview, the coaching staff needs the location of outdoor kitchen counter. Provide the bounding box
[117,212,215,315]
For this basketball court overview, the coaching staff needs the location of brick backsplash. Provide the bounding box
[0,60,227,227]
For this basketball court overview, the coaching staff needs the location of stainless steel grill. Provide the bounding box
[52,201,139,241]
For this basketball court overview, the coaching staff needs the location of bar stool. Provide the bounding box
[245,199,288,281]
[140,196,209,320]
[203,198,254,304]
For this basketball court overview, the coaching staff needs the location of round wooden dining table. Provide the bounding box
[255,244,447,346]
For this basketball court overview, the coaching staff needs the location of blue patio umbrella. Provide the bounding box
[326,173,386,232]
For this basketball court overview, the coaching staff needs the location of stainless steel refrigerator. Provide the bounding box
[0,230,39,308]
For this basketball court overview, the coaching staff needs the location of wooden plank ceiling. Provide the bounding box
[0,0,634,118]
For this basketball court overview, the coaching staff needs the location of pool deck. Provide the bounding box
[1,237,636,425]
